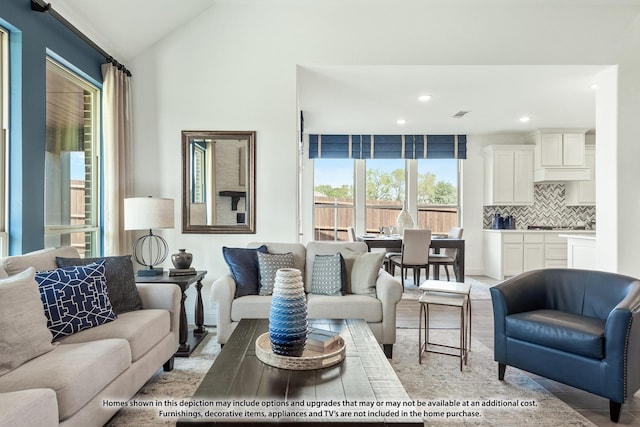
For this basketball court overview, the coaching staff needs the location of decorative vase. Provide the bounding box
[269,268,307,357]
[396,202,415,235]
[171,249,193,269]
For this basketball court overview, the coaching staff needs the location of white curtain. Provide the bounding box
[101,62,133,256]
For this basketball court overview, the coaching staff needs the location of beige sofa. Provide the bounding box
[0,247,181,427]
[212,241,403,357]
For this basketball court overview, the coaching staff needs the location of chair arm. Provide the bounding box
[375,268,403,344]
[136,282,182,337]
[211,273,237,344]
[490,270,548,362]
[604,283,640,399]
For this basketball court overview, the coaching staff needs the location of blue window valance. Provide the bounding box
[308,134,466,159]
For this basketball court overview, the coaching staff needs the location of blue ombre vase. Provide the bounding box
[269,268,307,357]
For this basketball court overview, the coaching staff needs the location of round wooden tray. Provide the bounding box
[255,332,346,370]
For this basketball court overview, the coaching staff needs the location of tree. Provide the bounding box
[314,184,353,199]
[366,168,404,201]
[432,181,457,204]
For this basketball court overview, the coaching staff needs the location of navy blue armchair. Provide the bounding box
[491,268,640,423]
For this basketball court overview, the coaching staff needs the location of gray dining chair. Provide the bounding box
[428,226,463,281]
[388,228,432,288]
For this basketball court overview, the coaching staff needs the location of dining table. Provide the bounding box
[356,234,465,282]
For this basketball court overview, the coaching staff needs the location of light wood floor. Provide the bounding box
[394,274,640,426]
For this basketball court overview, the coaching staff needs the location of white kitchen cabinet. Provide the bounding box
[484,145,534,205]
[523,233,545,271]
[526,130,590,182]
[484,231,575,279]
[565,145,595,206]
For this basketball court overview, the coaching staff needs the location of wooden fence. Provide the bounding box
[314,196,458,241]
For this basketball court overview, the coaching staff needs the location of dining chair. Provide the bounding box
[428,227,463,281]
[347,226,356,242]
[388,228,432,288]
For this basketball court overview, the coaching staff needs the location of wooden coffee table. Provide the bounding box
[177,318,421,426]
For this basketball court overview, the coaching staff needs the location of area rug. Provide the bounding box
[106,329,594,426]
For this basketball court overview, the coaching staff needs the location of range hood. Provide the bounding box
[533,167,591,182]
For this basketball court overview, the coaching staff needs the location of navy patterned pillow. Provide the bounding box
[257,251,295,296]
[56,255,142,314]
[310,253,346,296]
[35,260,116,341]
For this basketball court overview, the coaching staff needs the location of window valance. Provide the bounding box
[308,134,467,159]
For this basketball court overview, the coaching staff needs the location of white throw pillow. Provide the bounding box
[0,268,56,375]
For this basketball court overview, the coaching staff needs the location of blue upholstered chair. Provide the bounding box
[490,268,640,423]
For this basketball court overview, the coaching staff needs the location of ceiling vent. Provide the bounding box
[451,111,471,119]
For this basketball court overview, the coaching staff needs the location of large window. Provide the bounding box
[0,28,7,257]
[313,158,459,239]
[313,159,354,241]
[44,59,100,257]
[365,159,405,233]
[416,159,458,234]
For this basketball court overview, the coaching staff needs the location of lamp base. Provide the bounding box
[137,267,165,276]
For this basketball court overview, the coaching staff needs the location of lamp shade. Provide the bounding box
[124,197,174,230]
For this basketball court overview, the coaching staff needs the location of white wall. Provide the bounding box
[128,1,640,324]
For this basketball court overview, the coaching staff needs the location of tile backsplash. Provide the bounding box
[483,183,595,229]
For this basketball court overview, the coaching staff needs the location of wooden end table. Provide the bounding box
[136,270,207,357]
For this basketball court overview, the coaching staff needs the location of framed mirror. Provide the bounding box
[182,130,256,234]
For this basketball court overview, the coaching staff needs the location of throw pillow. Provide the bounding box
[257,251,295,296]
[36,261,117,341]
[56,255,142,314]
[222,245,268,298]
[351,252,385,297]
[0,268,56,376]
[310,253,346,296]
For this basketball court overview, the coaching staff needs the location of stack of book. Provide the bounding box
[169,267,197,277]
[306,327,341,353]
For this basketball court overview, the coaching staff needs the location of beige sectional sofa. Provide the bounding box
[0,247,181,427]
[212,241,403,357]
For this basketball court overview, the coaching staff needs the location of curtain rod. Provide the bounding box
[31,0,131,76]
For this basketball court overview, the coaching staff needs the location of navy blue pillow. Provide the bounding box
[222,245,268,298]
[36,260,116,341]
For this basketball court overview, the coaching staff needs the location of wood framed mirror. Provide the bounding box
[182,130,256,234]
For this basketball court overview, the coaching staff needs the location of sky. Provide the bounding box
[315,159,458,188]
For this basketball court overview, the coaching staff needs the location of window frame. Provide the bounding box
[0,28,8,257]
[44,57,101,257]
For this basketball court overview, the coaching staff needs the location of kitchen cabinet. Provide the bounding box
[526,130,590,182]
[565,145,595,206]
[523,233,545,271]
[484,145,534,206]
[484,231,581,280]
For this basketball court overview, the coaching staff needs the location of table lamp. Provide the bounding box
[124,197,175,276]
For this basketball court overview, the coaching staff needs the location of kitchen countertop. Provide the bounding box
[484,229,596,234]
[559,233,596,240]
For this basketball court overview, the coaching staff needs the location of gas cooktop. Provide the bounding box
[527,225,587,230]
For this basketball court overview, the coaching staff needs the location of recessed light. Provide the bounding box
[590,84,598,90]
[519,116,532,123]
[396,119,407,125]
[418,95,432,102]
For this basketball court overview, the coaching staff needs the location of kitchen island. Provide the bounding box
[560,233,596,269]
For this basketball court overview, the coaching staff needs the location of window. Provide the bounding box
[312,158,460,238]
[0,28,8,257]
[416,159,459,234]
[44,59,100,257]
[313,159,354,241]
[365,159,405,233]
